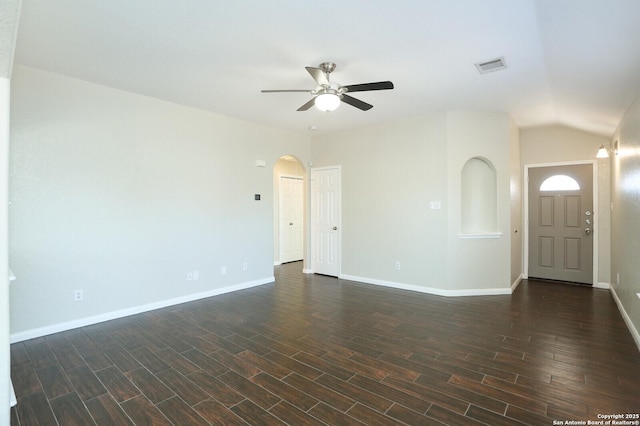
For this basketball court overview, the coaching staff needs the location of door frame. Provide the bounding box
[310,165,342,276]
[523,160,599,285]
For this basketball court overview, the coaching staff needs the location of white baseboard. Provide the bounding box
[511,274,523,292]
[594,281,610,289]
[273,261,282,266]
[339,274,511,297]
[609,285,640,353]
[10,277,274,343]
[10,379,16,407]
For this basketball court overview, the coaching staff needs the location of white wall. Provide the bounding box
[311,114,449,289]
[520,125,611,284]
[445,111,514,292]
[610,93,640,344]
[0,76,11,424]
[1,0,21,420]
[310,111,516,294]
[9,65,310,339]
[510,121,522,285]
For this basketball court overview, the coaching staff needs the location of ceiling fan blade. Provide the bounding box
[261,89,312,93]
[341,94,373,111]
[305,67,329,86]
[297,97,316,111]
[343,81,394,92]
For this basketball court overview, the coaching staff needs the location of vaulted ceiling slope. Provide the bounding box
[13,0,640,136]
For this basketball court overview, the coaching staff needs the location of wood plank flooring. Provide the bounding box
[10,262,640,425]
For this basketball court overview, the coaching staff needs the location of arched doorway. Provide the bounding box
[273,156,306,266]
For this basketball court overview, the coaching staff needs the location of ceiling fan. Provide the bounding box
[261,62,394,112]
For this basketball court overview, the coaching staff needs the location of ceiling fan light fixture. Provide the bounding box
[315,92,341,112]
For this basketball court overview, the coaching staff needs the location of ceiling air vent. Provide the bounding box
[475,57,507,74]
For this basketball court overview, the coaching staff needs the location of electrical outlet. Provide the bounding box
[187,272,193,281]
[395,261,401,270]
[74,289,83,301]
[221,266,226,275]
[242,262,248,271]
[193,270,199,280]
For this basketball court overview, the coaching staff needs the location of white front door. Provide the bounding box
[311,167,341,276]
[279,175,304,263]
[528,164,594,284]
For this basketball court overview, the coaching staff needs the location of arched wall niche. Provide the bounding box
[461,157,498,234]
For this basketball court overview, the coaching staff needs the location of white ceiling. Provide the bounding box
[13,0,640,136]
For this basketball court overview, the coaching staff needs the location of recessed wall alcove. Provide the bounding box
[460,157,499,237]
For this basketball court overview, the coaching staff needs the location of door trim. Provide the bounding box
[310,165,342,276]
[523,160,598,285]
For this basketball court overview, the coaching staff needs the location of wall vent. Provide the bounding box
[475,57,507,74]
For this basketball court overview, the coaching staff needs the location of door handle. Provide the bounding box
[332,226,338,230]
[585,228,591,235]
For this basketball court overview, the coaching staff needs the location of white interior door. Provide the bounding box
[279,175,304,263]
[311,167,341,276]
[528,164,594,284]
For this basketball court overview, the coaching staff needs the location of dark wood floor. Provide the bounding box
[10,262,640,425]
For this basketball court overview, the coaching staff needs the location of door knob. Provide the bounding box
[585,228,591,235]
[332,226,338,230]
